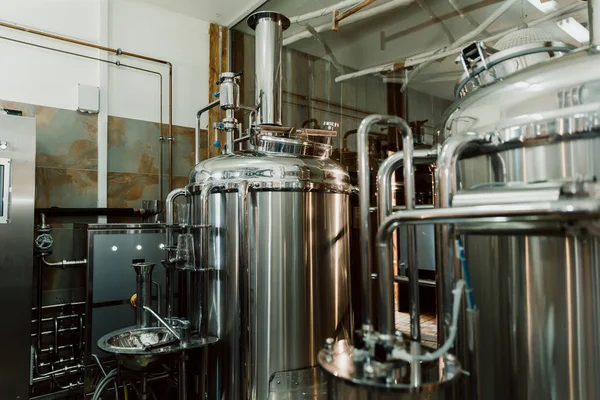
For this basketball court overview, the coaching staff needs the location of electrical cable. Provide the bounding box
[456,237,475,310]
[91,369,119,400]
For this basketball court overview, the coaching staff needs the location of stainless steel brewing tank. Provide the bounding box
[441,48,600,400]
[188,152,352,399]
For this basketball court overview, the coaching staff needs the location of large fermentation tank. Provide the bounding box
[190,152,352,399]
[181,11,353,399]
[441,31,600,399]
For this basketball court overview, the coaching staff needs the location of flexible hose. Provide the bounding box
[392,280,467,362]
[456,237,475,310]
[92,369,119,400]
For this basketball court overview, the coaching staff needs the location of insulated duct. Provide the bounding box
[247,11,290,126]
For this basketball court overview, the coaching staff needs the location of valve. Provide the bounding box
[130,293,138,308]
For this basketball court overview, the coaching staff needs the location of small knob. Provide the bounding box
[325,337,334,351]
[0,141,7,150]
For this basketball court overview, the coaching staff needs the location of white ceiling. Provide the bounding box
[232,0,589,100]
[133,0,268,26]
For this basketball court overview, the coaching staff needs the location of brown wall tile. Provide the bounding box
[107,172,159,208]
[36,167,97,208]
[108,116,160,175]
[36,105,98,170]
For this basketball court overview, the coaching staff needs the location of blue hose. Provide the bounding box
[456,236,476,310]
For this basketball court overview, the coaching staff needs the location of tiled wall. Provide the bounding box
[0,99,202,209]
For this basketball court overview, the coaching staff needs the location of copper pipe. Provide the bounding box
[333,0,377,30]
[0,19,174,197]
[0,21,168,64]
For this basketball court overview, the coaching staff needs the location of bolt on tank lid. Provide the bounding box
[247,11,291,30]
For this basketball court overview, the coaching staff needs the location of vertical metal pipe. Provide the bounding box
[179,351,188,400]
[162,261,174,319]
[168,64,174,192]
[37,259,43,352]
[435,131,494,341]
[589,0,600,52]
[357,114,415,334]
[132,263,156,328]
[435,130,498,398]
[237,181,250,399]
[195,100,220,165]
[247,12,290,126]
[199,183,214,272]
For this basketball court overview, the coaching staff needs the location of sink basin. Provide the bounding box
[98,326,218,371]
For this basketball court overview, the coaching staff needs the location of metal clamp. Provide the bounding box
[456,41,491,77]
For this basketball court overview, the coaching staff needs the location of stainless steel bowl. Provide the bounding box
[98,326,218,371]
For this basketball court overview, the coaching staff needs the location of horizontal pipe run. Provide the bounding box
[289,0,361,24]
[339,2,586,84]
[334,0,377,29]
[31,326,84,337]
[283,0,414,46]
[41,257,87,268]
[36,207,158,217]
[395,275,436,287]
[31,313,85,324]
[376,199,600,336]
[31,302,85,312]
[32,369,82,384]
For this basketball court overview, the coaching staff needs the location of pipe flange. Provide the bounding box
[247,11,291,30]
[318,333,461,393]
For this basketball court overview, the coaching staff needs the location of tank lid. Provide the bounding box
[188,153,350,193]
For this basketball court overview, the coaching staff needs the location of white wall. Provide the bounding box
[0,0,211,128]
[108,0,210,128]
[0,0,100,111]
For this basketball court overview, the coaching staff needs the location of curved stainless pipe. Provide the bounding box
[434,131,500,398]
[165,187,188,319]
[434,132,497,342]
[166,188,188,246]
[376,147,436,347]
[375,199,600,337]
[357,114,414,330]
[195,100,220,165]
[376,148,437,224]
